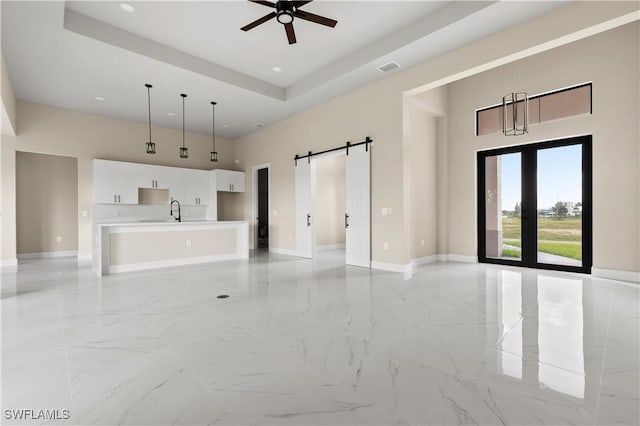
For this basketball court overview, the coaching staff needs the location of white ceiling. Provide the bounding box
[1,1,566,140]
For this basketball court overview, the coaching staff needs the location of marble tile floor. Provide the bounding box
[1,249,638,425]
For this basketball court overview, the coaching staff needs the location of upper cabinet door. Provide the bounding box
[92,159,118,203]
[215,170,245,192]
[92,159,138,204]
[116,162,139,204]
[182,169,209,205]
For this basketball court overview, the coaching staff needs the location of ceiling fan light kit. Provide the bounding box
[241,0,338,45]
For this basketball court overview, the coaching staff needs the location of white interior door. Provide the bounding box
[295,159,313,258]
[345,145,371,267]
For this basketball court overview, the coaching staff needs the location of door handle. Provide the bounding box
[345,213,349,228]
[114,194,117,203]
[307,214,311,227]
[118,195,121,203]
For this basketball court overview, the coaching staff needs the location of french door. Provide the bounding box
[477,135,592,273]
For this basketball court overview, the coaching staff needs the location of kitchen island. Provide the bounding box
[92,221,248,276]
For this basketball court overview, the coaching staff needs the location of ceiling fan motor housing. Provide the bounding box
[276,1,295,24]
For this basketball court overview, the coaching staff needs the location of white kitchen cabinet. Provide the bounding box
[215,170,245,192]
[92,160,139,204]
[138,164,173,190]
[182,169,209,205]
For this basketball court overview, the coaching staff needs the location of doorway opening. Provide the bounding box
[314,154,346,262]
[252,164,270,250]
[477,135,592,274]
[16,151,79,261]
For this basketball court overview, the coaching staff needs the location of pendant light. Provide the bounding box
[502,92,528,136]
[179,93,189,158]
[210,101,218,162]
[144,84,155,154]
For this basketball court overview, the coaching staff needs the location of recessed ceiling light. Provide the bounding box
[272,66,282,73]
[94,96,105,101]
[168,112,175,116]
[254,123,264,128]
[119,2,135,13]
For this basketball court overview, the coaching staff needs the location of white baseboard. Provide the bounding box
[1,258,17,271]
[411,255,438,268]
[17,250,78,260]
[269,247,300,257]
[592,267,640,284]
[109,253,242,274]
[317,243,346,251]
[371,261,411,273]
[77,254,92,266]
[443,254,478,263]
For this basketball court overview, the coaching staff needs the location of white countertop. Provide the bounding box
[94,220,248,228]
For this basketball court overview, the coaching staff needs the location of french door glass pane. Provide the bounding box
[485,153,521,260]
[537,145,582,267]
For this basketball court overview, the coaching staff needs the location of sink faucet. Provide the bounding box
[170,199,181,222]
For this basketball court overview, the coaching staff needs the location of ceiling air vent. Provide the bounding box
[377,61,400,73]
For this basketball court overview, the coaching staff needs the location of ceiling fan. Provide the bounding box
[241,0,338,45]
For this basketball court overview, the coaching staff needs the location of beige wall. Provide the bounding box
[1,52,17,135]
[217,192,243,221]
[16,152,78,255]
[405,86,448,260]
[446,22,639,273]
[229,1,638,266]
[1,101,235,263]
[315,154,345,246]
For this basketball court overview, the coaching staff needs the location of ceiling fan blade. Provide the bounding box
[241,11,277,31]
[284,22,297,44]
[291,1,313,7]
[293,10,337,28]
[249,0,277,8]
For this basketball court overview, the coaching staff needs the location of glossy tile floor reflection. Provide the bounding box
[2,249,639,425]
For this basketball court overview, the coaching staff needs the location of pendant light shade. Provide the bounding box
[210,101,218,162]
[145,84,156,154]
[179,93,189,158]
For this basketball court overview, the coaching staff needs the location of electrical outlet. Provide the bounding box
[273,210,278,216]
[186,239,192,248]
[82,210,88,217]
[381,208,388,216]
[421,239,425,247]
[56,236,62,243]
[113,210,119,217]
[288,233,292,241]
[234,159,240,164]
[383,242,389,250]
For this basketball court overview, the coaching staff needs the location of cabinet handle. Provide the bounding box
[118,195,121,203]
[307,214,311,227]
[345,213,349,229]
[114,194,117,203]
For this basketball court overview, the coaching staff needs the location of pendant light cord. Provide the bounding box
[211,101,216,152]
[182,94,186,148]
[147,86,152,142]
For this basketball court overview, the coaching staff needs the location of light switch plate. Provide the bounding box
[56,236,62,243]
[383,242,389,250]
